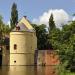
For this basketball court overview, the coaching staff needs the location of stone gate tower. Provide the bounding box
[10,16,37,65]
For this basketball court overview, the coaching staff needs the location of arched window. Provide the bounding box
[14,44,17,50]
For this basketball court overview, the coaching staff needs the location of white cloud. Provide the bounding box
[72,16,75,21]
[7,21,11,27]
[7,21,10,25]
[32,9,70,28]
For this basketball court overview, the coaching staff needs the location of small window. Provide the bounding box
[14,60,16,63]
[14,44,17,50]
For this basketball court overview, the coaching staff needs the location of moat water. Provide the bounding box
[0,66,57,75]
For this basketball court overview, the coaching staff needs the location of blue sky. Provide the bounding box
[0,0,75,24]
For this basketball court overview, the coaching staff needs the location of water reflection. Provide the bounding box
[0,66,57,75]
[9,66,35,75]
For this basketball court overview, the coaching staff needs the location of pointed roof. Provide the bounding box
[12,16,35,32]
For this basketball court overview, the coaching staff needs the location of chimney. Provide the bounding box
[24,16,27,19]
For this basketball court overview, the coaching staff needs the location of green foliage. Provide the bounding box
[32,24,52,50]
[0,16,4,39]
[48,28,61,50]
[10,3,18,29]
[48,21,75,71]
[49,13,56,32]
[3,25,10,35]
[56,62,69,75]
[0,15,10,45]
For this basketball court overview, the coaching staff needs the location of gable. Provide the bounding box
[12,23,28,31]
[12,17,35,32]
[19,17,34,30]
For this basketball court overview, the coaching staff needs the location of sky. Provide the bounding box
[0,0,75,28]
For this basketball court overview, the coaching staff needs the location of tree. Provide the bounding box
[0,15,4,45]
[0,15,10,45]
[48,13,56,50]
[32,24,51,50]
[3,25,10,35]
[48,28,61,50]
[10,3,18,29]
[49,13,56,32]
[48,21,75,71]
